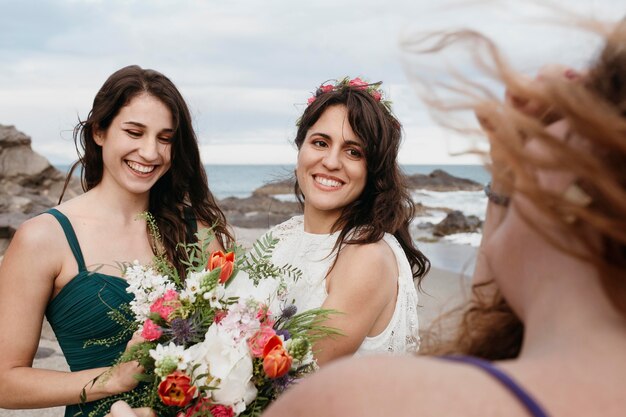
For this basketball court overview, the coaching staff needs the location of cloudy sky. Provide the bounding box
[0,0,618,165]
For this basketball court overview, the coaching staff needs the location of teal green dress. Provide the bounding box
[44,209,140,417]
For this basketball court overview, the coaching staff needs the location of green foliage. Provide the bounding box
[240,233,302,285]
[280,308,344,343]
[83,300,136,348]
[138,211,181,286]
[178,227,217,274]
[120,341,158,371]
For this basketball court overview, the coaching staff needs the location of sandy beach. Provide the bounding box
[0,228,474,417]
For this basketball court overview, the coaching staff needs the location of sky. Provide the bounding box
[0,0,619,165]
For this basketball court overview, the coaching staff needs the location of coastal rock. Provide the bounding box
[219,195,302,229]
[0,124,83,256]
[252,179,295,196]
[433,210,483,236]
[407,169,483,191]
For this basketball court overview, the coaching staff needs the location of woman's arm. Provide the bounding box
[313,240,399,365]
[0,216,140,409]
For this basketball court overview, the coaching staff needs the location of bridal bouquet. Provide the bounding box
[87,215,337,417]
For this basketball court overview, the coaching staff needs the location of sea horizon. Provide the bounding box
[54,163,490,201]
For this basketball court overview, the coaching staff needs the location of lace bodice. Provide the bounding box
[268,216,420,355]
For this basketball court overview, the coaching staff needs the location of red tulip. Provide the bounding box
[158,371,196,407]
[207,250,235,284]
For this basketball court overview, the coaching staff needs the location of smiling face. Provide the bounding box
[94,92,174,198]
[296,105,367,231]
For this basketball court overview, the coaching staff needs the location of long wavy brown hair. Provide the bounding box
[60,65,233,276]
[412,21,626,358]
[294,82,430,284]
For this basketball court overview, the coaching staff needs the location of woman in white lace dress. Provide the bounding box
[267,77,430,365]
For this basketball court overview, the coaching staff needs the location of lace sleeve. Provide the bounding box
[266,215,304,241]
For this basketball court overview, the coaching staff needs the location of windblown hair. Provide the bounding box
[60,65,233,276]
[416,21,626,359]
[294,83,430,284]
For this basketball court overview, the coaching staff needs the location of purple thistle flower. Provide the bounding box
[272,374,296,393]
[166,317,197,345]
[281,304,297,319]
[276,329,291,340]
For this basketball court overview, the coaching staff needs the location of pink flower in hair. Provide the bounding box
[348,77,368,88]
[320,84,334,93]
[370,90,382,101]
[307,96,316,105]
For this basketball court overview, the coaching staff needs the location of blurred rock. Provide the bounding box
[252,178,295,196]
[220,194,302,229]
[0,124,82,255]
[407,169,483,191]
[433,210,483,236]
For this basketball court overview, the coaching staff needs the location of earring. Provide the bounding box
[561,182,592,224]
[562,183,592,207]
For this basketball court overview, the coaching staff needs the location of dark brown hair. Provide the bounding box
[294,83,430,284]
[61,65,233,275]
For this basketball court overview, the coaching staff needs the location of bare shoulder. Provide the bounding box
[336,240,397,273]
[0,213,64,288]
[8,213,65,255]
[265,355,530,417]
[331,240,398,291]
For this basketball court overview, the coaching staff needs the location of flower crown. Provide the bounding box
[306,76,393,113]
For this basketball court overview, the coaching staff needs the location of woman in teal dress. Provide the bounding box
[0,65,232,416]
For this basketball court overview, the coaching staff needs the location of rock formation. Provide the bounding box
[0,125,82,255]
[433,210,483,236]
[220,194,302,229]
[406,169,483,191]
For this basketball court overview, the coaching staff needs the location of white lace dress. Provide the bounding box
[267,215,420,355]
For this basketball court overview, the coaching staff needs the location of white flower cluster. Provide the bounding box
[149,342,193,378]
[178,270,205,303]
[125,260,176,323]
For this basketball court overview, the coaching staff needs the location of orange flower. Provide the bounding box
[207,250,235,284]
[261,335,283,358]
[158,371,196,407]
[263,345,293,378]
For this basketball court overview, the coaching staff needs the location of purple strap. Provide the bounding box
[440,356,549,417]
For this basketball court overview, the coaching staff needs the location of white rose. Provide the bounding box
[191,324,257,410]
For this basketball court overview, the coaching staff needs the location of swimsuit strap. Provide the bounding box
[440,356,549,417]
[46,208,87,272]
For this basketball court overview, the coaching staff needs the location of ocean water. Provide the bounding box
[203,164,489,200]
[55,164,489,199]
[55,164,488,248]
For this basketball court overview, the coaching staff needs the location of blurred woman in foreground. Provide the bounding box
[263,20,626,417]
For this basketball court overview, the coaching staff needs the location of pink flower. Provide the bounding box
[213,310,227,324]
[255,304,273,323]
[182,397,212,417]
[370,90,382,101]
[247,326,277,358]
[141,319,162,341]
[209,405,235,417]
[307,96,316,105]
[348,77,368,88]
[150,289,181,321]
[320,84,334,93]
